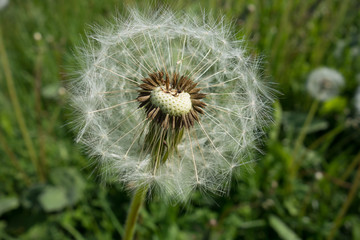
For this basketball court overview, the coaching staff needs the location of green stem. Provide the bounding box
[123,123,179,239]
[308,124,343,151]
[61,222,86,240]
[0,27,43,182]
[287,100,319,192]
[293,100,319,159]
[327,153,360,240]
[0,128,32,186]
[341,151,360,181]
[291,100,319,171]
[34,41,48,180]
[123,185,148,240]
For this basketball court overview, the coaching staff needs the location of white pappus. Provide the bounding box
[69,8,275,201]
[306,67,344,102]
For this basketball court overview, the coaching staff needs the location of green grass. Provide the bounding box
[1,0,360,239]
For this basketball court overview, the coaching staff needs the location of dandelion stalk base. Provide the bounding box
[123,185,148,240]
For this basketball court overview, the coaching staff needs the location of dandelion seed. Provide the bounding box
[70,8,274,201]
[306,67,344,101]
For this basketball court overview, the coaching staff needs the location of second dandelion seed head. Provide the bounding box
[306,67,344,101]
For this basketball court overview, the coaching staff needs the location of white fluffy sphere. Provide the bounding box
[306,67,344,101]
[70,9,274,201]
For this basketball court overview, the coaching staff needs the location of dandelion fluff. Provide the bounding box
[70,9,274,201]
[306,67,344,101]
[0,0,8,10]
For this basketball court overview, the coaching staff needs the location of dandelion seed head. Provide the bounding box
[306,67,344,101]
[0,0,8,10]
[70,8,275,201]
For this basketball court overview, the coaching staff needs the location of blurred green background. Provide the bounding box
[1,0,360,239]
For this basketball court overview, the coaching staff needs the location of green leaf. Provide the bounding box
[269,215,301,240]
[50,168,86,205]
[38,186,68,212]
[0,197,19,216]
[320,96,347,115]
[41,83,61,99]
[354,221,360,240]
[284,198,299,216]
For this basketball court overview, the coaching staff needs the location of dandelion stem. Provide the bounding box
[290,100,319,179]
[123,184,148,240]
[293,100,319,158]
